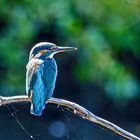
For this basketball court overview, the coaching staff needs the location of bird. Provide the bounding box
[26,42,77,116]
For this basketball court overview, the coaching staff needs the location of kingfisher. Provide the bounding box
[26,42,77,116]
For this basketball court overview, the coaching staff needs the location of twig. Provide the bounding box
[0,95,139,140]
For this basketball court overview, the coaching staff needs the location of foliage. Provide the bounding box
[0,0,140,105]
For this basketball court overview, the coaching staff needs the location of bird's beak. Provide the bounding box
[55,46,77,53]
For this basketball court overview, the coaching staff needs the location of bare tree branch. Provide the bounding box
[0,95,139,140]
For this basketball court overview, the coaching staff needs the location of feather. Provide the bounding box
[26,58,57,116]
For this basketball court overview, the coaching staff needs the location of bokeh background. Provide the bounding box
[0,0,140,139]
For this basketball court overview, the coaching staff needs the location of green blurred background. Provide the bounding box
[0,0,140,139]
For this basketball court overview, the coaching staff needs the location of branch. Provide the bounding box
[0,95,139,140]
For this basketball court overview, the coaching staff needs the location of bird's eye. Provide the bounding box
[50,45,57,50]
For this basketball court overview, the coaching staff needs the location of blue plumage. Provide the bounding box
[26,42,77,116]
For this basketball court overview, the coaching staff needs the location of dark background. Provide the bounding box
[0,0,140,139]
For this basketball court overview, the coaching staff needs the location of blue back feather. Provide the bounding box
[26,58,57,116]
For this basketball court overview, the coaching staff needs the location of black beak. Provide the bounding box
[55,46,77,52]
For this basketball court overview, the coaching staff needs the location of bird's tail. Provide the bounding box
[30,86,47,116]
[30,102,46,116]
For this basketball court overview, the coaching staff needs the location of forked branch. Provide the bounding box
[0,95,139,140]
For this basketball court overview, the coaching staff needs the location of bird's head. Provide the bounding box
[29,42,77,60]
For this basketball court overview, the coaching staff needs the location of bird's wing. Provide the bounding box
[26,58,44,96]
[26,58,46,116]
[26,58,57,116]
